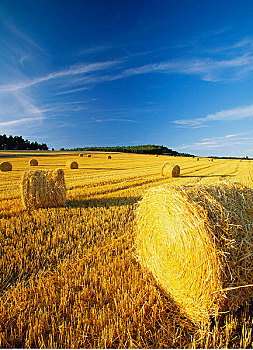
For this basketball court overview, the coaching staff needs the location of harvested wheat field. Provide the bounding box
[0,151,253,348]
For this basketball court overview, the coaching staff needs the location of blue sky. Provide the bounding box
[2,0,253,156]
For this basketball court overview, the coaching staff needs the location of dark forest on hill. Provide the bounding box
[63,145,193,156]
[0,134,48,150]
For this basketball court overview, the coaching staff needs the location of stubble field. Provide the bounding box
[0,151,253,348]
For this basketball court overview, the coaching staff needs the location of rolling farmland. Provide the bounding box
[0,151,253,348]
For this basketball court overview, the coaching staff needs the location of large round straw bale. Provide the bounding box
[29,159,38,166]
[87,154,91,158]
[66,160,78,169]
[21,168,66,209]
[197,158,200,161]
[79,153,84,157]
[107,155,112,159]
[136,182,253,324]
[0,161,12,171]
[161,163,180,178]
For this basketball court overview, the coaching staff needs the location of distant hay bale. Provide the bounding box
[29,159,38,166]
[87,154,91,158]
[66,161,78,169]
[107,155,112,159]
[21,168,66,210]
[156,155,159,157]
[161,163,180,178]
[0,161,12,171]
[197,158,200,161]
[79,153,84,157]
[136,182,253,324]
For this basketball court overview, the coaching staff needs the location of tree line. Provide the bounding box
[62,144,193,156]
[0,134,48,150]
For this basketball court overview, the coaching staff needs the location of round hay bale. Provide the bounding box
[21,168,66,209]
[136,182,253,324]
[161,163,180,178]
[197,158,200,161]
[107,155,112,159]
[0,161,12,171]
[29,159,38,166]
[87,154,91,158]
[66,161,78,169]
[79,153,84,157]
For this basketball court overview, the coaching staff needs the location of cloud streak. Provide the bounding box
[0,116,45,127]
[110,54,253,82]
[91,117,140,123]
[175,133,253,156]
[0,60,121,93]
[173,103,253,127]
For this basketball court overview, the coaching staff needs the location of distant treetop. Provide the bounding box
[0,134,48,150]
[64,144,193,157]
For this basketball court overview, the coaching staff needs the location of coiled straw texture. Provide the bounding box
[21,168,66,209]
[66,161,78,169]
[29,159,38,166]
[136,182,253,324]
[161,163,180,178]
[0,161,12,171]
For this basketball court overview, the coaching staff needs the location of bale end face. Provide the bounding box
[79,153,84,157]
[0,161,12,171]
[107,155,112,159]
[66,161,78,169]
[87,154,91,158]
[29,159,38,166]
[161,163,180,178]
[136,182,253,324]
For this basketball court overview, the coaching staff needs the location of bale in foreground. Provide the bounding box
[21,168,66,209]
[66,161,78,169]
[161,163,180,178]
[135,182,253,325]
[29,159,38,166]
[0,161,12,171]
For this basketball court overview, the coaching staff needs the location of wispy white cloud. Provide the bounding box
[110,54,253,82]
[2,20,45,53]
[91,117,140,123]
[175,132,253,155]
[0,116,45,127]
[173,103,253,128]
[78,44,115,55]
[202,37,253,56]
[53,86,90,96]
[0,60,121,93]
